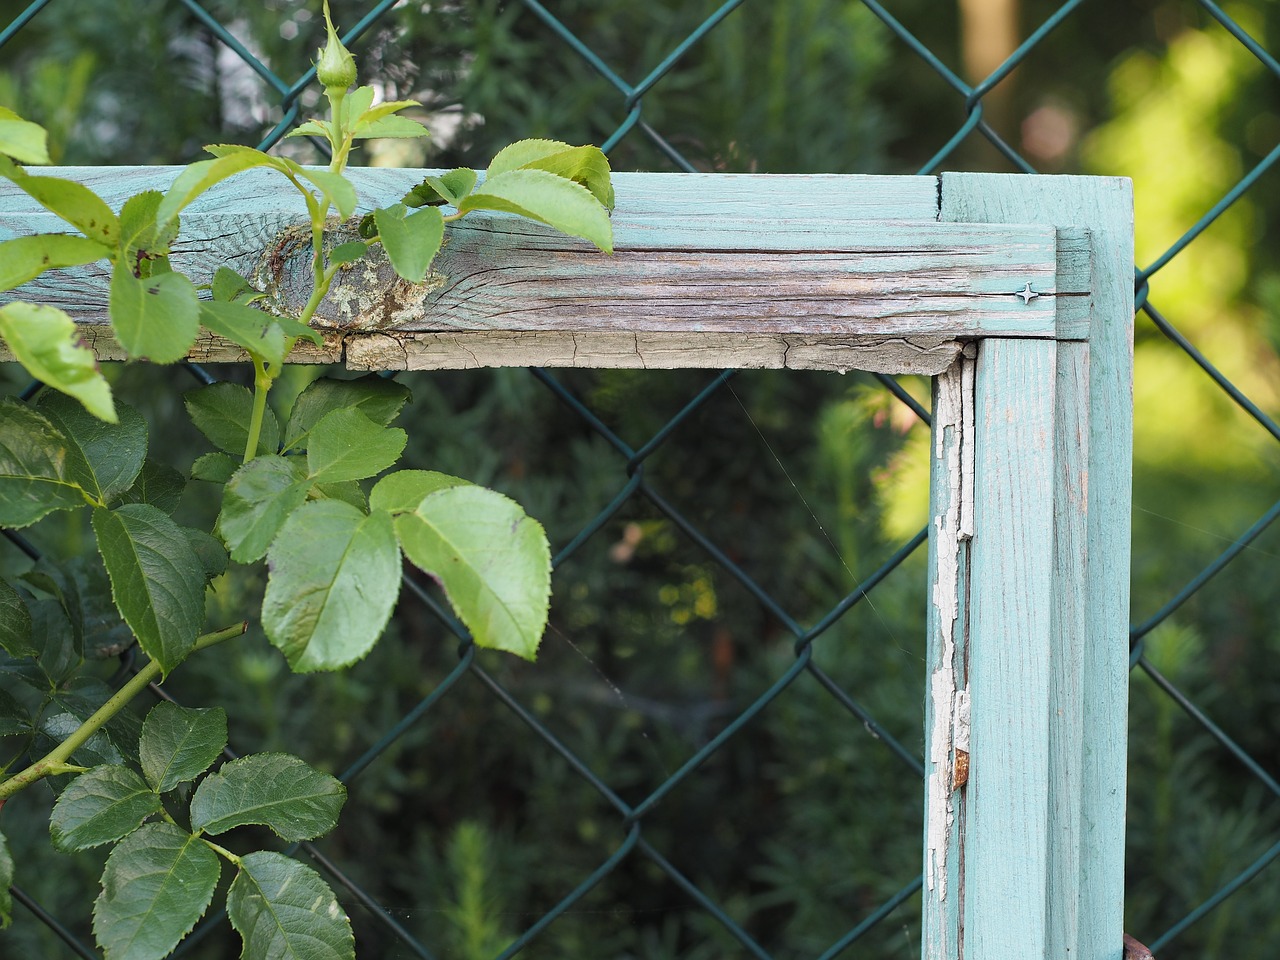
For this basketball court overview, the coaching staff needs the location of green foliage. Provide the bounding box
[0,9,613,955]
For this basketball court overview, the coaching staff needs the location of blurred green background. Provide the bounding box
[2,0,1279,957]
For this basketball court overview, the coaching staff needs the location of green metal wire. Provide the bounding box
[5,0,1280,955]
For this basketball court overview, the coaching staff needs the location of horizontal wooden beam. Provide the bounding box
[0,169,1088,373]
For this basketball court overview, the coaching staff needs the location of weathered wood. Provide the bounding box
[936,173,1134,960]
[964,337,1058,960]
[0,169,1088,371]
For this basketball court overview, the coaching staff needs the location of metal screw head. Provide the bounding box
[1016,281,1040,305]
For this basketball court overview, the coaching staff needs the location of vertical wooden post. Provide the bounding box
[925,174,1134,960]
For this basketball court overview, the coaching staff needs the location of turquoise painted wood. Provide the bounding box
[0,167,1134,957]
[934,174,1134,960]
[0,169,1084,375]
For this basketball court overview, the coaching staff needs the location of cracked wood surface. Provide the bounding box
[0,169,1081,374]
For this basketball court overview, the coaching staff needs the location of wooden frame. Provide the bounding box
[0,169,1133,960]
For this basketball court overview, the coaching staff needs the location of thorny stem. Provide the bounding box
[0,622,248,805]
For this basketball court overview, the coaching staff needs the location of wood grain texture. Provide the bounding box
[963,337,1058,960]
[0,168,1087,372]
[943,173,1133,960]
[923,356,974,960]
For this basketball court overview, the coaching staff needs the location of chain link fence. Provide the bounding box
[1,1,1278,957]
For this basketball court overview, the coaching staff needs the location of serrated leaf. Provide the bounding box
[0,578,34,658]
[0,233,109,292]
[329,240,368,266]
[93,822,220,960]
[337,86,376,129]
[369,469,469,514]
[28,597,79,686]
[0,398,90,527]
[0,684,30,738]
[184,382,279,457]
[459,169,612,253]
[312,480,366,511]
[0,167,118,244]
[191,753,345,841]
[0,302,116,422]
[118,459,186,515]
[108,260,200,363]
[373,203,444,283]
[406,168,476,207]
[197,300,285,367]
[37,392,146,505]
[262,501,400,672]
[219,455,310,563]
[157,149,282,229]
[39,711,122,769]
[191,451,237,484]
[283,375,411,451]
[284,119,333,140]
[60,555,131,660]
[140,703,227,793]
[272,313,323,346]
[522,145,614,209]
[306,408,406,483]
[50,765,162,851]
[354,97,422,126]
[351,115,429,139]
[0,830,12,929]
[59,680,144,762]
[181,527,228,583]
[228,852,353,960]
[117,191,176,264]
[485,138,575,178]
[0,116,50,164]
[296,169,357,220]
[211,265,257,303]
[92,504,206,675]
[395,486,550,660]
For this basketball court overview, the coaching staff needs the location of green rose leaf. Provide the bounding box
[181,527,229,583]
[369,469,470,515]
[395,485,551,660]
[39,711,123,769]
[228,852,353,960]
[306,408,406,484]
[0,829,12,929]
[0,578,34,658]
[297,168,358,220]
[459,168,612,253]
[0,165,118,244]
[211,265,257,303]
[0,303,116,422]
[312,480,365,511]
[405,168,477,207]
[184,382,279,457]
[197,300,286,367]
[329,240,368,266]
[93,821,220,960]
[284,119,333,140]
[118,459,186,515]
[0,108,50,164]
[92,504,206,675]
[485,138,575,178]
[190,451,237,484]
[0,233,109,292]
[219,455,310,563]
[282,375,411,451]
[50,765,162,852]
[108,260,200,363]
[37,392,146,505]
[156,149,282,230]
[0,685,31,737]
[351,114,428,140]
[117,191,178,269]
[372,203,444,283]
[262,501,400,672]
[190,753,345,841]
[486,139,613,208]
[140,702,227,793]
[0,398,90,527]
